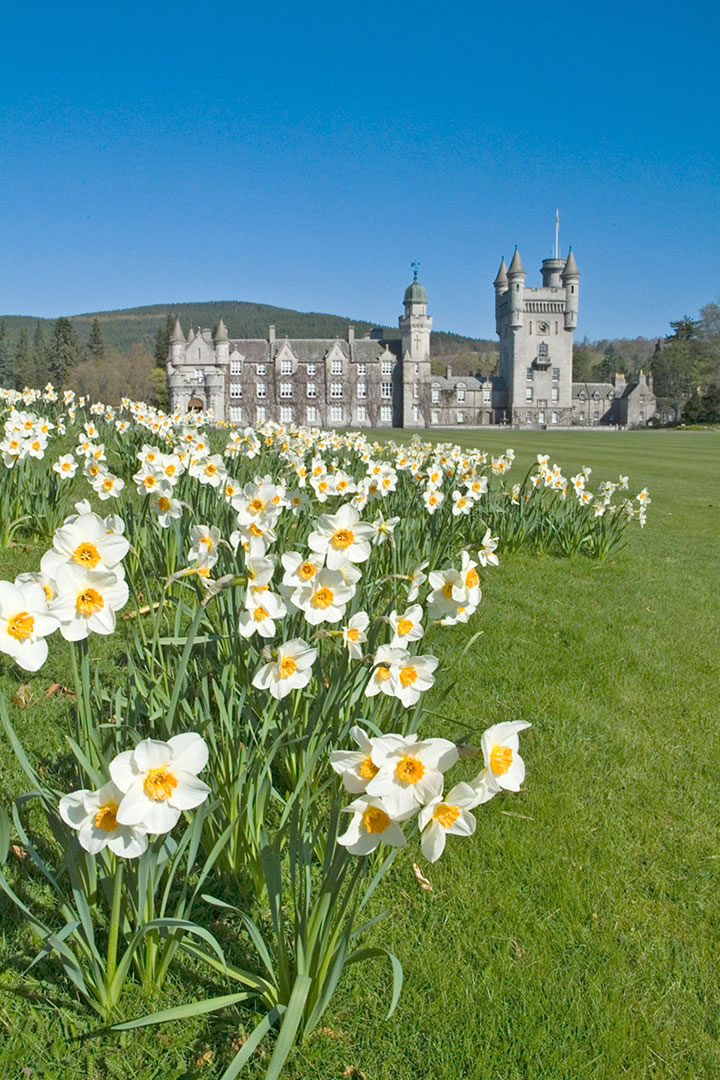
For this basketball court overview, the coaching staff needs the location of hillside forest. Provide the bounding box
[0,298,719,422]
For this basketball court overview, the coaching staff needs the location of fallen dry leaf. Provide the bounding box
[343,1069,367,1079]
[45,683,76,700]
[11,845,27,860]
[412,862,433,891]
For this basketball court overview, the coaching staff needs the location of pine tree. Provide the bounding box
[86,317,105,362]
[48,317,80,386]
[14,327,34,389]
[0,320,15,387]
[33,322,49,385]
[155,314,176,367]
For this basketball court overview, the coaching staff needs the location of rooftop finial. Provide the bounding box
[411,260,420,282]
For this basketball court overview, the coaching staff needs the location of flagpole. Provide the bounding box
[554,209,559,259]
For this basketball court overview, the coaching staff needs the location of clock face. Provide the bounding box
[537,321,550,335]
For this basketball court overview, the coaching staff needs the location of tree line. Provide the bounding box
[0,316,168,407]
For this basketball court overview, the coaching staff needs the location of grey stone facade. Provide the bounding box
[166,257,656,428]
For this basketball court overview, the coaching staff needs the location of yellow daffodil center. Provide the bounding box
[253,606,268,622]
[158,496,171,512]
[94,802,119,831]
[346,627,360,642]
[332,528,354,549]
[399,666,417,687]
[278,656,297,678]
[77,588,104,616]
[395,755,425,784]
[396,618,413,637]
[144,767,178,801]
[250,523,264,537]
[433,803,460,829]
[362,806,390,834]
[61,461,71,471]
[102,478,114,491]
[490,745,513,775]
[166,464,177,476]
[442,583,454,599]
[199,536,213,549]
[465,569,479,588]
[204,463,217,475]
[248,498,264,514]
[312,587,334,609]
[73,542,102,569]
[376,665,391,682]
[42,584,53,603]
[8,612,34,641]
[143,475,157,488]
[359,755,379,780]
[298,561,316,581]
[87,464,99,477]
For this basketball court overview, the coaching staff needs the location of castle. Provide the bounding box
[166,248,655,428]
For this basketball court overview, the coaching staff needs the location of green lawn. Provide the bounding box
[1,430,718,1079]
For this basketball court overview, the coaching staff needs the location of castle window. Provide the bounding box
[381,382,393,399]
[280,359,292,375]
[414,364,419,375]
[552,387,559,402]
[555,322,559,333]
[330,382,343,399]
[194,369,204,383]
[483,387,491,404]
[552,367,560,381]
[537,398,547,407]
[431,410,439,424]
[538,343,549,358]
[230,359,242,375]
[380,406,392,422]
[330,405,344,422]
[639,395,646,405]
[381,360,393,376]
[528,321,533,334]
[431,386,440,404]
[256,364,266,376]
[356,405,367,421]
[538,411,545,424]
[551,411,558,424]
[331,358,343,375]
[456,386,466,403]
[307,383,317,398]
[230,383,242,398]
[357,382,367,399]
[356,363,367,376]
[257,383,266,399]
[526,368,534,381]
[280,382,293,398]
[256,406,266,422]
[229,406,242,422]
[280,406,293,423]
[307,364,317,376]
[413,382,420,398]
[197,349,201,361]
[307,405,318,423]
[455,411,465,424]
[413,405,420,422]
[526,387,533,402]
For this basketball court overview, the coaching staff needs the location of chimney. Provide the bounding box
[348,325,355,344]
[268,325,276,358]
[446,364,452,379]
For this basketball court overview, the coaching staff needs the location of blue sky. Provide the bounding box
[1,0,718,341]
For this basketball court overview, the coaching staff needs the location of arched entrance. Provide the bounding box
[187,397,204,411]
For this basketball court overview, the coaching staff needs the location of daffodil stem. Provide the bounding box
[105,859,124,1007]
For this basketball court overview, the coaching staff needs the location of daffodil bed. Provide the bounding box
[4,389,713,1080]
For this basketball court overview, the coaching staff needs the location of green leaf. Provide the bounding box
[219,1005,287,1080]
[264,974,313,1080]
[112,990,256,1030]
[346,946,404,1018]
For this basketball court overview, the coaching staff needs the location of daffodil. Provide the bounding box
[252,638,317,700]
[59,780,148,857]
[337,795,408,855]
[366,733,458,816]
[50,565,129,640]
[329,725,382,793]
[0,580,58,671]
[307,504,374,570]
[418,782,477,862]
[111,733,211,835]
[481,720,531,792]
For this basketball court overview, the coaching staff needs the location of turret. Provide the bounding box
[541,257,565,288]
[399,266,432,428]
[562,248,580,330]
[506,247,525,329]
[214,317,230,364]
[169,318,185,366]
[494,257,508,334]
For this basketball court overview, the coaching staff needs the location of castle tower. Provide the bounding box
[495,242,579,426]
[399,265,432,427]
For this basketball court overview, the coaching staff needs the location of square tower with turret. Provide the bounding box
[494,246,580,425]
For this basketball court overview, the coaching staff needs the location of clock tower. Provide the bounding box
[494,245,579,425]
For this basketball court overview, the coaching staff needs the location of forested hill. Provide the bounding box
[0,300,492,356]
